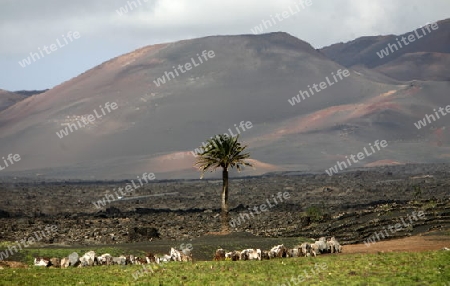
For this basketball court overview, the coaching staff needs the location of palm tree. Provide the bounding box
[195,134,252,232]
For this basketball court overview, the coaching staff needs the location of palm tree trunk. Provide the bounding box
[221,168,229,232]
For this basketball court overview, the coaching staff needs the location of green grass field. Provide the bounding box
[1,251,449,286]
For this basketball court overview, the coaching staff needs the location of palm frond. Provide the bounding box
[195,134,252,177]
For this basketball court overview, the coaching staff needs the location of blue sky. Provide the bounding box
[1,0,449,91]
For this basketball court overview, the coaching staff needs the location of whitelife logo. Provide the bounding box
[153,50,215,87]
[0,225,58,261]
[363,211,426,246]
[191,121,253,157]
[250,0,312,34]
[56,102,118,139]
[325,140,388,176]
[18,31,81,68]
[414,105,450,130]
[229,192,290,228]
[92,172,156,209]
[116,0,149,16]
[0,153,21,172]
[376,21,438,59]
[288,69,350,106]
[278,262,328,286]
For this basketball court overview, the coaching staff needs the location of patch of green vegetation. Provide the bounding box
[305,204,326,223]
[424,200,438,210]
[0,241,16,248]
[378,203,392,212]
[1,251,448,285]
[413,185,422,200]
[437,229,450,237]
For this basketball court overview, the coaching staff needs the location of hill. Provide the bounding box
[320,18,450,81]
[0,90,27,112]
[0,31,449,179]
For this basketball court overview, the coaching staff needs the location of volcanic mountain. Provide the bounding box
[0,90,27,112]
[0,28,449,179]
[321,18,450,81]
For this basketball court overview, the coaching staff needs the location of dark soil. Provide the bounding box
[0,163,449,251]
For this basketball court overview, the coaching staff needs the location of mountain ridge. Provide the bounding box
[0,26,449,179]
[320,18,450,81]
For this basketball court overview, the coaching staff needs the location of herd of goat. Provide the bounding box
[214,237,342,261]
[34,247,193,268]
[33,237,342,267]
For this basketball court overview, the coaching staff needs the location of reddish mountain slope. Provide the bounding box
[0,32,448,179]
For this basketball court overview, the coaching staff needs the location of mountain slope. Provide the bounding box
[0,32,449,179]
[375,52,450,81]
[0,89,27,112]
[320,18,450,81]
